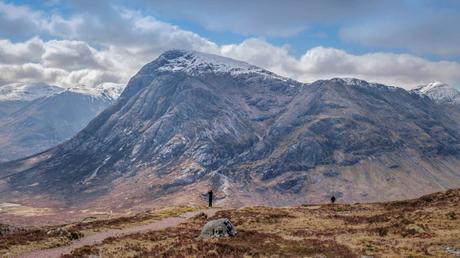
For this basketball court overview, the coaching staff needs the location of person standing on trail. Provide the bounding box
[331,195,336,204]
[208,189,213,207]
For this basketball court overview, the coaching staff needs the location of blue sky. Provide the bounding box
[1,0,460,89]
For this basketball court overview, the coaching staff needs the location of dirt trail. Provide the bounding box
[19,208,220,258]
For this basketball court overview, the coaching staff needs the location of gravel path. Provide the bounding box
[19,208,220,258]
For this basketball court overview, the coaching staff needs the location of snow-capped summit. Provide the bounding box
[0,82,125,162]
[2,51,460,209]
[0,82,63,101]
[331,78,381,87]
[157,49,258,73]
[0,82,125,102]
[329,77,400,92]
[66,83,124,101]
[414,82,460,104]
[152,49,290,81]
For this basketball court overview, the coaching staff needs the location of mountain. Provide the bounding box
[0,83,123,162]
[0,82,64,102]
[413,81,460,104]
[1,50,460,210]
[0,83,63,119]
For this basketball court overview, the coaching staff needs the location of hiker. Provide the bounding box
[208,189,213,207]
[331,195,336,204]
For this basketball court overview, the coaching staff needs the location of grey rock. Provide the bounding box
[444,246,460,256]
[199,218,236,239]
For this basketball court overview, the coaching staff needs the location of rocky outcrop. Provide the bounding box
[199,218,237,238]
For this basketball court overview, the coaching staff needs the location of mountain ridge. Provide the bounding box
[1,50,460,209]
[413,81,460,104]
[0,83,124,162]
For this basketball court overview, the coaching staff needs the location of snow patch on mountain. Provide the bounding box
[330,77,400,91]
[0,82,125,102]
[0,82,63,101]
[66,83,124,101]
[156,49,290,81]
[414,82,460,104]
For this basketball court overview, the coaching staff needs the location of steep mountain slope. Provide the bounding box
[0,83,123,161]
[413,81,460,104]
[1,50,460,209]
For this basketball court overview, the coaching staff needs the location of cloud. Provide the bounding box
[0,37,45,64]
[135,0,391,37]
[42,40,106,70]
[297,47,460,88]
[0,1,459,91]
[340,14,460,57]
[0,38,124,87]
[0,2,219,88]
[0,2,46,38]
[0,63,66,86]
[221,39,300,78]
[221,39,460,89]
[138,0,460,58]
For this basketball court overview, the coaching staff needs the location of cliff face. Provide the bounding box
[1,50,460,209]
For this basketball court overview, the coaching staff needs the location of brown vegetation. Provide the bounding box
[0,206,196,257]
[64,189,460,257]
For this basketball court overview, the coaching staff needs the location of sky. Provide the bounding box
[1,0,460,90]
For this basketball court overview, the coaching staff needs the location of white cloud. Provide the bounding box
[0,2,459,91]
[0,38,126,88]
[340,15,460,57]
[0,2,219,89]
[137,0,460,58]
[221,39,460,89]
[0,2,46,37]
[135,0,391,37]
[0,63,66,86]
[221,39,300,78]
[0,37,45,64]
[42,40,105,70]
[297,47,460,88]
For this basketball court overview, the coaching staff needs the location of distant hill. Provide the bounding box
[0,82,123,161]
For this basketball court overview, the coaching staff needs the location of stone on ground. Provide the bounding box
[199,218,236,239]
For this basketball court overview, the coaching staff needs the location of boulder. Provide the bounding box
[199,218,236,239]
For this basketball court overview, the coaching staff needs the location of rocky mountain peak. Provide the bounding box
[1,52,460,209]
[328,77,400,91]
[0,82,63,101]
[414,81,460,104]
[138,49,291,81]
[417,81,448,93]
